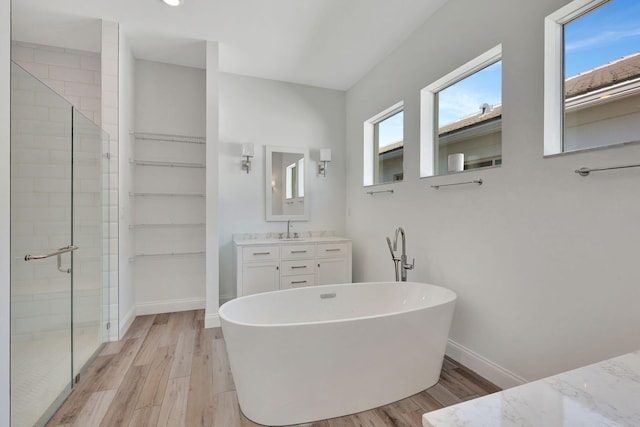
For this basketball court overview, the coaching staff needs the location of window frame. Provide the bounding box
[420,45,502,177]
[363,101,404,186]
[544,0,628,156]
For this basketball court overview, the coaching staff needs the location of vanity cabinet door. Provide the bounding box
[241,261,280,296]
[316,257,349,285]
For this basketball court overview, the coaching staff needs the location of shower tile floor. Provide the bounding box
[46,310,500,427]
[13,323,102,427]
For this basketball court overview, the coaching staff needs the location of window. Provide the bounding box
[420,45,502,177]
[285,158,304,199]
[545,0,640,154]
[364,102,404,186]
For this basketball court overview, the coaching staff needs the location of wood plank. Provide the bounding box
[157,376,190,427]
[100,340,126,356]
[327,410,387,427]
[409,389,446,413]
[454,364,502,394]
[396,410,425,426]
[185,337,215,426]
[47,355,116,425]
[212,391,242,427]
[152,313,170,325]
[185,309,201,330]
[211,326,224,340]
[99,364,150,427]
[211,336,235,393]
[159,311,187,347]
[133,324,166,367]
[438,369,478,399]
[169,327,196,379]
[136,345,175,409]
[424,383,462,407]
[239,412,265,427]
[96,338,143,391]
[123,315,155,340]
[128,406,160,427]
[70,389,117,427]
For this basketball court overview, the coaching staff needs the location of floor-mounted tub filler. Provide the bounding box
[219,281,457,425]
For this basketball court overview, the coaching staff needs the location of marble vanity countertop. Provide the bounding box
[423,349,640,427]
[233,233,351,246]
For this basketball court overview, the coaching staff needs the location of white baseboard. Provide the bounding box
[446,339,527,389]
[136,297,205,316]
[119,305,136,339]
[205,313,220,328]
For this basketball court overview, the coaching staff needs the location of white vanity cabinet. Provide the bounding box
[234,238,352,297]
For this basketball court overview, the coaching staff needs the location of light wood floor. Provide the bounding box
[46,310,500,427]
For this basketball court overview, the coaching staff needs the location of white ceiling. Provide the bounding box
[11,0,449,90]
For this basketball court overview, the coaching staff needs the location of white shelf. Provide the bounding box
[129,251,205,262]
[131,159,205,169]
[129,223,205,229]
[129,192,205,198]
[131,131,205,145]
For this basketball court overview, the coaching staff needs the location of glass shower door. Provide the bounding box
[10,62,74,426]
[71,108,109,380]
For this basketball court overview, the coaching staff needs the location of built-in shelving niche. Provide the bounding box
[130,132,206,310]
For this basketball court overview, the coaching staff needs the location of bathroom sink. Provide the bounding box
[279,238,306,241]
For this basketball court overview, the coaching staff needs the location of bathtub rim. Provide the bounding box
[219,281,457,328]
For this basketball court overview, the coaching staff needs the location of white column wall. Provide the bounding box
[1,0,11,423]
[205,41,220,327]
[101,21,120,340]
[118,29,135,337]
[345,0,640,387]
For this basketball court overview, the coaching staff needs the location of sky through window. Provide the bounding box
[565,0,640,78]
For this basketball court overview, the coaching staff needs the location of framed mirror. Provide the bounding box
[265,146,309,221]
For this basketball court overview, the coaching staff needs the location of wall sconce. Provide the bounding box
[241,143,254,174]
[318,148,331,177]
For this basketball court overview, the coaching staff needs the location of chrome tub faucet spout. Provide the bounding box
[386,227,415,281]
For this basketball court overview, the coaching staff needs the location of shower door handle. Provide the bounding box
[24,245,79,274]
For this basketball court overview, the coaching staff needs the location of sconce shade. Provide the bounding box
[242,143,255,157]
[320,148,332,162]
[162,0,182,6]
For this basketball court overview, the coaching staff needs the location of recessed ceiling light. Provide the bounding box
[162,0,182,6]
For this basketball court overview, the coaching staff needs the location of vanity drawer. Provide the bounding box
[281,274,315,290]
[316,242,349,258]
[281,259,316,276]
[242,246,280,262]
[282,244,315,260]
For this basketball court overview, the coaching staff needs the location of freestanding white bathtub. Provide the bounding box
[219,281,457,426]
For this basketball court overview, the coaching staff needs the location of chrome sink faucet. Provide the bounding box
[286,220,292,239]
[386,227,415,281]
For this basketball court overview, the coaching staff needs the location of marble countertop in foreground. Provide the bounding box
[423,350,640,427]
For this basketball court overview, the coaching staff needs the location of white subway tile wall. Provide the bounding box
[12,42,101,126]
